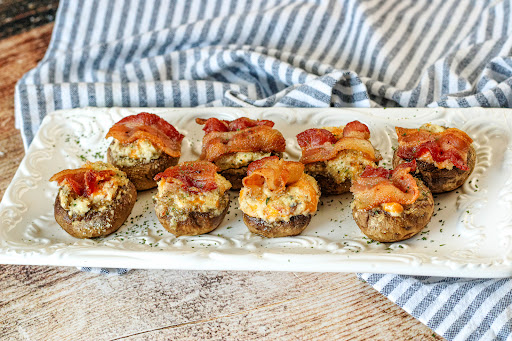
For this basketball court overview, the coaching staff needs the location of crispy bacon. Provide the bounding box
[396,127,473,170]
[343,120,371,139]
[229,117,274,131]
[350,161,420,210]
[50,166,115,197]
[360,166,392,179]
[243,156,304,192]
[299,138,378,164]
[196,117,275,134]
[297,129,337,149]
[196,118,229,133]
[106,112,184,157]
[297,121,378,164]
[154,161,220,193]
[199,126,286,161]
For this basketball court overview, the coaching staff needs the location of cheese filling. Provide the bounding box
[239,174,320,223]
[214,152,271,171]
[109,139,162,166]
[417,153,455,170]
[153,174,231,228]
[322,126,345,139]
[59,163,129,217]
[380,202,404,217]
[420,123,445,133]
[305,150,377,184]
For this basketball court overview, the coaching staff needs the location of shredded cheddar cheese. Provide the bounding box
[239,173,320,223]
[153,173,231,228]
[381,202,404,217]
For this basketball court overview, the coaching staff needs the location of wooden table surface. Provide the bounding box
[0,4,443,341]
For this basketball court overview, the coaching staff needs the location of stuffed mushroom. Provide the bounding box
[50,161,137,238]
[106,112,184,191]
[239,156,320,238]
[297,121,381,195]
[153,161,231,236]
[196,117,286,190]
[392,123,475,193]
[350,161,434,242]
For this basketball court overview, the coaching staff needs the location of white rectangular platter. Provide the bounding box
[1,107,512,277]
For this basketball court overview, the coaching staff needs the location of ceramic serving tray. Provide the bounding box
[1,107,511,277]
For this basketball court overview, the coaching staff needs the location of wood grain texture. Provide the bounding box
[0,23,54,201]
[0,267,441,340]
[0,20,444,341]
[0,0,59,39]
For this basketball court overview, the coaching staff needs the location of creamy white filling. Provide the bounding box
[58,162,129,216]
[214,152,271,171]
[306,150,377,184]
[110,139,162,166]
[153,174,231,227]
[420,123,445,133]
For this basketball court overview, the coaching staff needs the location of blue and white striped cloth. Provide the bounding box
[15,1,512,339]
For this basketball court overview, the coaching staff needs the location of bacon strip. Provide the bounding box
[296,128,337,149]
[343,120,371,139]
[396,127,473,170]
[50,167,115,197]
[297,121,379,164]
[196,117,275,133]
[200,126,286,161]
[154,161,220,193]
[350,161,420,210]
[243,156,304,193]
[106,112,184,157]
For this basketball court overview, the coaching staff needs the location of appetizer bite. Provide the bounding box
[392,123,475,193]
[153,161,231,236]
[196,117,286,189]
[106,112,184,191]
[297,121,381,195]
[50,161,137,238]
[239,156,320,238]
[350,161,434,242]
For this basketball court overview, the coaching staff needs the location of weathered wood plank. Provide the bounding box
[0,267,439,340]
[0,23,53,200]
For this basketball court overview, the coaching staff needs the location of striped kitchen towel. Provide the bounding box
[15,0,512,340]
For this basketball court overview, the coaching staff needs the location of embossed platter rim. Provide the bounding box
[1,107,512,278]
